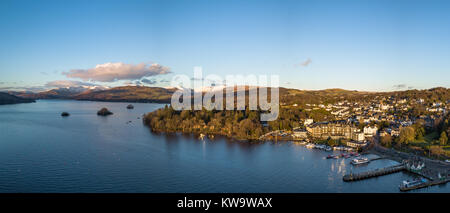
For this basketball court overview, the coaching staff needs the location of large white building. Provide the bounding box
[352,132,365,142]
[363,126,378,137]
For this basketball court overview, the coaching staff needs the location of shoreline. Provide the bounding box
[150,128,449,179]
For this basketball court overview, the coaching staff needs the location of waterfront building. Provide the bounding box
[346,141,368,148]
[352,132,365,142]
[306,120,359,140]
[292,128,308,139]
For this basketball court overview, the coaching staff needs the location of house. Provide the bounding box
[390,128,400,137]
[352,132,365,142]
[363,126,378,137]
[292,128,308,139]
[304,119,314,126]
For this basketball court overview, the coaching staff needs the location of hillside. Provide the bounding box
[8,85,450,105]
[0,92,35,105]
[73,86,177,103]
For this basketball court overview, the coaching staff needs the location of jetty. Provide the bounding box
[343,164,406,182]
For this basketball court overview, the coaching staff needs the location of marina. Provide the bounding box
[295,141,449,192]
[343,158,449,191]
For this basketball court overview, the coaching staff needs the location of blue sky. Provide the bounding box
[0,0,449,91]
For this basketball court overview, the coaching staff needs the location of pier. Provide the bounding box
[343,164,406,182]
[367,156,383,162]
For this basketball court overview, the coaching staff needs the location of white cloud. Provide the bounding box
[63,62,171,82]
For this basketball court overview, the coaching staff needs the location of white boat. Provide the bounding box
[400,178,427,188]
[351,157,369,165]
[199,133,206,140]
[315,144,324,150]
[306,143,315,149]
[298,141,308,145]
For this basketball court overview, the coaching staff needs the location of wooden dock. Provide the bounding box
[368,156,383,162]
[343,164,406,182]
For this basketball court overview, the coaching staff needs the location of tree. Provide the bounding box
[415,125,425,141]
[398,127,415,145]
[380,134,392,148]
[439,131,448,146]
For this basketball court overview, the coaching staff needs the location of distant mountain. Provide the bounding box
[73,86,176,103]
[0,92,35,105]
[6,85,449,105]
[10,86,107,100]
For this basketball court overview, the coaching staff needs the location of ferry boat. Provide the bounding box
[399,178,427,189]
[351,157,369,165]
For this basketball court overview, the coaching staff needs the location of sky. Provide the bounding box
[0,0,449,92]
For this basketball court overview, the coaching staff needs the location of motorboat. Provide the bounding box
[351,157,369,165]
[327,154,339,159]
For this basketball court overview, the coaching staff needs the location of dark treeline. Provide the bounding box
[143,104,334,140]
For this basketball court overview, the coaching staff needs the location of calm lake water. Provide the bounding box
[0,100,448,193]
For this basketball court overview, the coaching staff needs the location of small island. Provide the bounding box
[97,108,113,116]
[61,112,70,117]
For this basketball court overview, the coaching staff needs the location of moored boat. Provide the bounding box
[306,143,315,149]
[199,133,206,140]
[399,178,427,189]
[351,157,369,165]
[327,154,339,159]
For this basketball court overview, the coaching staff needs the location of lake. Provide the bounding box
[0,100,448,192]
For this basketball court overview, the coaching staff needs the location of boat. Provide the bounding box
[351,157,369,165]
[327,154,339,159]
[306,143,315,149]
[199,133,205,140]
[315,144,325,150]
[399,178,427,189]
[325,146,332,152]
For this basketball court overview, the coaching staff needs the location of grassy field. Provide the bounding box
[407,131,449,158]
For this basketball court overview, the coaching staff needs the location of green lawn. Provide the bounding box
[423,131,439,143]
[410,131,439,146]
